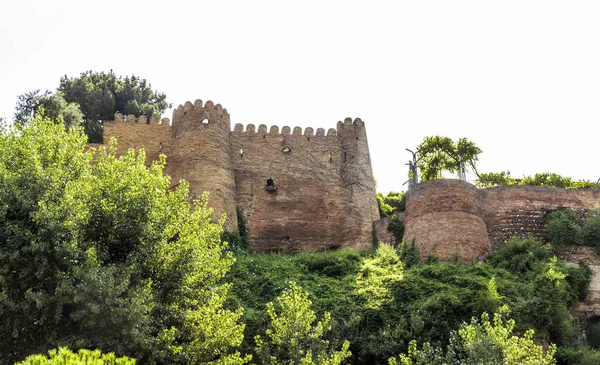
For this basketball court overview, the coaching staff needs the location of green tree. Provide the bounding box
[58,71,171,142]
[476,171,515,188]
[14,89,83,128]
[255,282,351,365]
[15,347,135,365]
[0,117,247,365]
[59,70,170,120]
[416,136,482,181]
[389,313,556,365]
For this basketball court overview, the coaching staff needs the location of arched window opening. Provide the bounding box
[199,110,210,124]
[282,146,291,153]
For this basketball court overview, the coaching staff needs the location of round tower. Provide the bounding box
[165,99,237,231]
[336,117,380,250]
[404,179,491,261]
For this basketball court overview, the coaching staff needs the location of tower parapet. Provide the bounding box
[166,99,237,230]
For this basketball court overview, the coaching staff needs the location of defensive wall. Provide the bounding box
[402,179,600,261]
[98,99,379,252]
[95,102,600,259]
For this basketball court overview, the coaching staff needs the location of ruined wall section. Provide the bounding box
[481,186,600,247]
[231,123,347,252]
[404,179,492,261]
[101,113,172,163]
[165,100,238,230]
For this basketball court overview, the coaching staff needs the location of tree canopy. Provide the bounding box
[415,136,482,181]
[59,70,170,122]
[13,89,83,128]
[0,117,246,365]
[14,71,170,143]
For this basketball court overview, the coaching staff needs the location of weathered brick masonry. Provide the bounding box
[95,99,599,258]
[403,179,600,260]
[98,99,380,252]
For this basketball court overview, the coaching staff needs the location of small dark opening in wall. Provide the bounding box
[356,137,359,140]
[285,236,290,240]
[263,134,266,138]
[240,149,243,159]
[307,137,310,141]
[344,151,347,162]
[265,178,277,193]
[329,153,332,163]
[184,111,187,116]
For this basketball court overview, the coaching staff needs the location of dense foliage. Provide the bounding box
[15,71,170,142]
[546,208,600,252]
[254,282,351,365]
[415,136,481,181]
[475,171,515,188]
[377,191,406,218]
[0,118,246,365]
[59,71,170,122]
[15,348,136,365]
[390,313,556,365]
[14,89,83,128]
[227,239,592,364]
[477,171,597,189]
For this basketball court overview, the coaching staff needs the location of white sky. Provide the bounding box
[1,1,599,193]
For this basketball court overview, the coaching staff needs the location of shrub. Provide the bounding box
[15,348,135,365]
[547,209,582,248]
[582,209,600,247]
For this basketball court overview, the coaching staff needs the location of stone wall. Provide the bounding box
[102,113,171,163]
[404,179,600,260]
[230,118,379,252]
[404,180,491,261]
[94,99,379,252]
[481,185,599,247]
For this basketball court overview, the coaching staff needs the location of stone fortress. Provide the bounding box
[96,98,600,258]
[98,99,380,252]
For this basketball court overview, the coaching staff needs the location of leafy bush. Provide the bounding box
[387,215,405,244]
[389,313,556,365]
[547,209,582,248]
[15,348,135,365]
[254,282,351,365]
[476,171,515,188]
[582,209,600,247]
[377,192,406,218]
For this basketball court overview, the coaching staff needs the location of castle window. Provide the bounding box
[240,148,243,159]
[199,110,210,124]
[344,151,347,162]
[282,146,291,153]
[329,153,332,163]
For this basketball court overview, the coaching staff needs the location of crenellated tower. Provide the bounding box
[336,118,380,249]
[165,100,238,230]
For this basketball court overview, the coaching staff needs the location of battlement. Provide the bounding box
[108,113,170,126]
[173,99,230,123]
[232,123,338,137]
